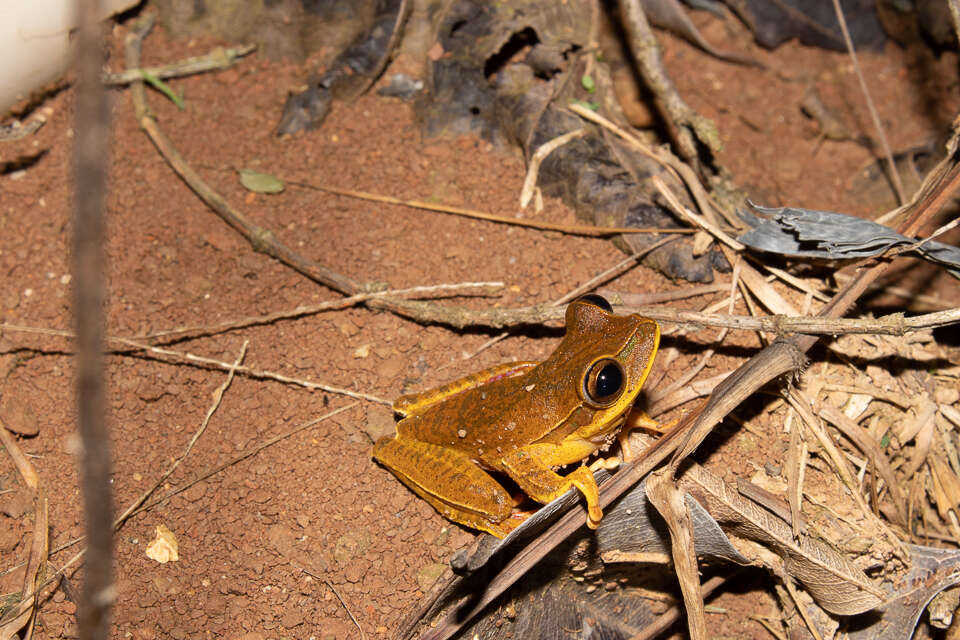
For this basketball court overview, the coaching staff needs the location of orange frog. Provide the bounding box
[373,295,660,537]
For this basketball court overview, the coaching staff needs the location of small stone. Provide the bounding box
[416,563,446,592]
[361,405,395,443]
[0,396,40,436]
[280,610,304,629]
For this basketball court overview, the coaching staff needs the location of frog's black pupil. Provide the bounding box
[577,294,613,313]
[594,363,623,399]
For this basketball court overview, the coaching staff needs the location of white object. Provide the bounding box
[0,0,139,115]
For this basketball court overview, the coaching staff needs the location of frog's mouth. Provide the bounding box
[587,414,627,449]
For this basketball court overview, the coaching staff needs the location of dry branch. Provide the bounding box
[103,44,256,85]
[74,1,113,638]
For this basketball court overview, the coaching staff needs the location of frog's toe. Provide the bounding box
[586,505,603,529]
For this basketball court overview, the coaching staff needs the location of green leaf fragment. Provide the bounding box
[239,169,285,194]
[141,70,185,109]
[570,99,599,111]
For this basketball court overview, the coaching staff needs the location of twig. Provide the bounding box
[132,281,504,342]
[461,236,676,359]
[0,323,391,404]
[618,0,722,158]
[301,568,366,640]
[568,102,741,228]
[105,336,391,405]
[121,14,687,334]
[124,14,358,295]
[291,178,694,237]
[831,0,905,205]
[783,578,824,640]
[113,342,248,529]
[102,44,256,85]
[652,175,744,251]
[3,305,959,359]
[519,128,587,209]
[74,0,113,638]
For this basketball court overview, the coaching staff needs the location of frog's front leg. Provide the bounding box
[373,436,519,537]
[498,444,603,528]
[393,362,538,417]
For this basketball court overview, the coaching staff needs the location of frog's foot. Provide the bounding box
[589,457,621,472]
[499,447,603,529]
[619,411,678,462]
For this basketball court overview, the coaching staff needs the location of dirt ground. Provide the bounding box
[2,8,960,640]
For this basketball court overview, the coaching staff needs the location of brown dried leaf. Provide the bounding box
[646,469,707,640]
[929,454,960,520]
[681,466,885,615]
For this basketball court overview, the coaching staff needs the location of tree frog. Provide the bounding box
[373,294,660,537]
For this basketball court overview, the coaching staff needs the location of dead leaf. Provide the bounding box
[681,465,885,615]
[145,524,179,563]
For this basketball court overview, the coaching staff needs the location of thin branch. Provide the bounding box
[831,0,906,205]
[618,0,722,158]
[0,323,391,404]
[292,178,695,237]
[102,44,256,85]
[301,568,366,640]
[74,0,113,638]
[519,128,587,209]
[131,281,504,343]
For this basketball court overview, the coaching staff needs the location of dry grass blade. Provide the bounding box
[814,402,907,525]
[0,423,48,640]
[786,409,808,539]
[520,128,586,209]
[646,469,708,640]
[653,176,744,252]
[831,0,905,205]
[295,179,693,237]
[783,578,825,640]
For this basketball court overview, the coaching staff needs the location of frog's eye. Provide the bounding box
[575,294,613,313]
[583,358,625,407]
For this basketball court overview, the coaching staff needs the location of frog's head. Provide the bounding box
[558,294,660,433]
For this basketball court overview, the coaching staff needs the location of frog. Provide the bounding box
[373,294,660,537]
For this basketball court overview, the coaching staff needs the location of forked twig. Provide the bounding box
[113,342,248,529]
[103,44,256,85]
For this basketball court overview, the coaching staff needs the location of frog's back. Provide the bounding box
[396,368,571,457]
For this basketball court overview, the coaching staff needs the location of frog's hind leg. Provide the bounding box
[373,437,516,537]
